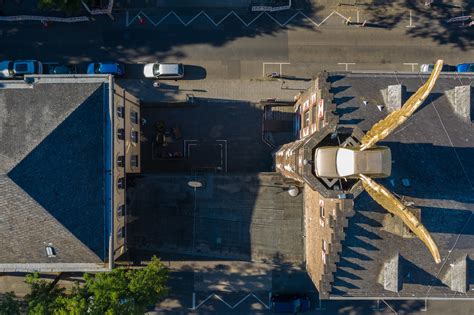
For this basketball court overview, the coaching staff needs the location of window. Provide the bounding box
[303,110,310,128]
[130,111,139,124]
[117,227,125,239]
[322,240,327,252]
[131,155,139,167]
[131,130,139,143]
[117,155,125,167]
[117,204,125,217]
[45,245,56,258]
[117,106,125,118]
[117,177,125,189]
[311,105,317,124]
[319,204,325,218]
[117,128,125,140]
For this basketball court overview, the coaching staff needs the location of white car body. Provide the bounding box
[143,62,184,79]
[314,146,392,179]
[420,64,431,73]
[143,63,155,78]
[0,60,14,78]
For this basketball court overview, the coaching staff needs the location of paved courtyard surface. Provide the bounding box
[127,173,304,262]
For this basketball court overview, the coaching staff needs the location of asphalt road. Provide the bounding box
[0,7,472,79]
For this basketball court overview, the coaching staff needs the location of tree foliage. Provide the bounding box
[22,256,168,315]
[25,273,65,315]
[38,0,82,14]
[0,291,21,315]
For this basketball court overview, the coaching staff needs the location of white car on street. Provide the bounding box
[143,62,184,79]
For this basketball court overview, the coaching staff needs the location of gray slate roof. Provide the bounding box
[327,73,474,298]
[0,78,110,267]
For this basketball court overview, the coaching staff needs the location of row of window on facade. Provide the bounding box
[117,128,139,143]
[117,106,139,124]
[117,155,139,168]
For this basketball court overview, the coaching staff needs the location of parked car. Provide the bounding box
[0,60,14,78]
[143,62,184,79]
[44,63,77,75]
[270,294,311,313]
[420,64,456,73]
[456,63,474,73]
[87,62,124,76]
[13,60,43,76]
[314,146,392,179]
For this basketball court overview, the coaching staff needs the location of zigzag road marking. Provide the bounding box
[125,10,349,28]
[190,292,271,310]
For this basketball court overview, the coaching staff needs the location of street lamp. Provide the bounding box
[187,181,203,252]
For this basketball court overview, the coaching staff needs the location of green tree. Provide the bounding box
[53,285,88,315]
[0,291,21,315]
[25,273,65,315]
[23,256,168,314]
[85,256,169,315]
[38,0,82,14]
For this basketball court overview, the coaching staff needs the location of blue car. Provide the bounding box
[456,63,474,73]
[87,62,124,76]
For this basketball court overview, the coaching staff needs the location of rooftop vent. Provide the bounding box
[45,245,56,258]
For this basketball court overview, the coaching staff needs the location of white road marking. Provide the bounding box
[406,10,416,28]
[403,62,419,72]
[262,62,291,77]
[125,10,350,28]
[190,292,271,310]
[337,62,356,71]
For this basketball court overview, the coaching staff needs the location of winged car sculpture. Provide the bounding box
[314,60,444,264]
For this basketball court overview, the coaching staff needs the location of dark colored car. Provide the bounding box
[271,294,311,313]
[456,63,474,73]
[87,62,125,76]
[44,63,77,75]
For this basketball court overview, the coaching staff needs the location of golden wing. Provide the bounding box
[360,60,444,150]
[359,174,441,264]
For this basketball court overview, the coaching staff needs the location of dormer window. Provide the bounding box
[117,204,125,217]
[117,155,125,168]
[131,130,138,143]
[130,111,139,124]
[117,177,125,189]
[117,106,125,118]
[117,128,125,140]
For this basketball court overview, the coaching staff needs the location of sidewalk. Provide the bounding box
[115,0,252,9]
[117,78,311,104]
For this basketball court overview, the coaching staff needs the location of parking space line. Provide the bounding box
[403,63,419,72]
[406,10,416,28]
[338,62,356,71]
[125,10,350,28]
[262,62,291,77]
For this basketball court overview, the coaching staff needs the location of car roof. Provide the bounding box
[159,63,180,74]
[98,63,119,72]
[53,65,72,74]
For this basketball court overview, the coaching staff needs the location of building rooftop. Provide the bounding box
[325,72,474,298]
[0,77,113,271]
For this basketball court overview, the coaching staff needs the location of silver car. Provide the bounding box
[143,62,184,79]
[0,60,14,78]
[314,146,392,178]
